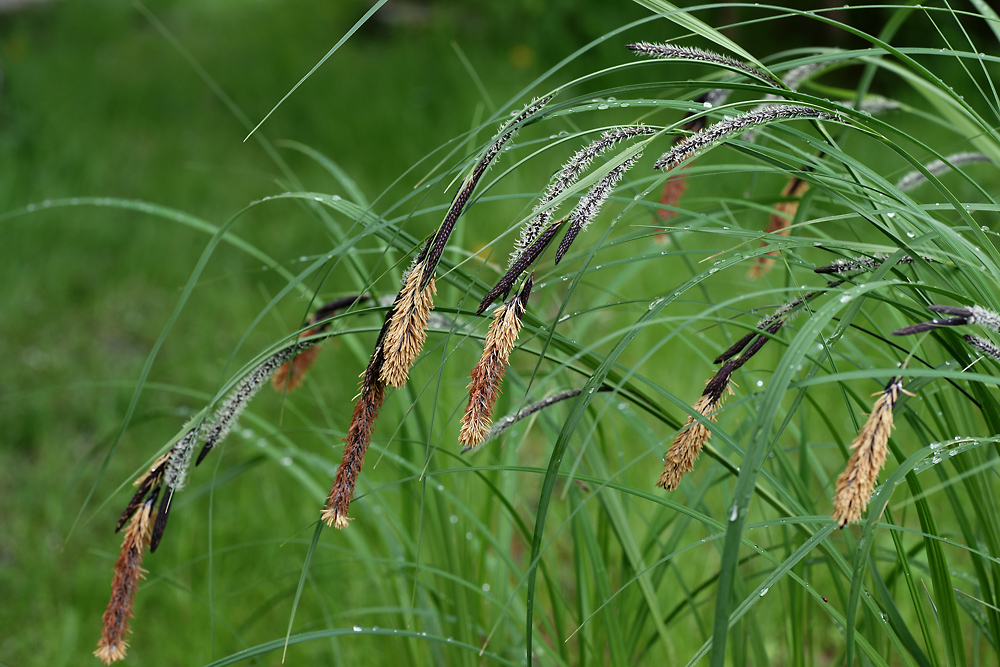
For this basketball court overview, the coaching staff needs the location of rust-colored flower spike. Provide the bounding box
[658,362,735,490]
[273,295,370,393]
[832,377,904,528]
[748,175,810,279]
[95,494,157,664]
[322,309,394,528]
[380,262,437,388]
[460,275,533,451]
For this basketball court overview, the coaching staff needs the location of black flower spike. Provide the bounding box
[892,305,975,336]
[420,95,553,290]
[478,219,562,315]
[149,487,173,552]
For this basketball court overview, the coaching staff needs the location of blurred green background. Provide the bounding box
[2,1,993,665]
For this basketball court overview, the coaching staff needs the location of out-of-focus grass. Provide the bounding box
[0,2,647,664]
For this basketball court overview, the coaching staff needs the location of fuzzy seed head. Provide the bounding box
[658,368,734,490]
[460,284,529,450]
[380,265,437,388]
[831,379,901,527]
[95,498,155,664]
[655,105,839,171]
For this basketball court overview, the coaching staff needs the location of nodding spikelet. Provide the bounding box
[380,262,437,388]
[895,152,991,192]
[460,276,533,451]
[714,282,840,364]
[658,363,735,491]
[831,378,903,528]
[480,220,561,314]
[511,125,655,270]
[893,304,1000,337]
[814,253,917,275]
[748,176,810,279]
[273,295,370,393]
[626,42,781,87]
[476,386,612,449]
[554,153,642,264]
[322,310,395,528]
[965,334,1000,361]
[654,105,840,171]
[95,495,156,664]
[196,340,321,466]
[421,95,552,287]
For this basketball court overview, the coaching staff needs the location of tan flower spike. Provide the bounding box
[831,378,903,528]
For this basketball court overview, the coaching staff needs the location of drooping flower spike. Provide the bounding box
[460,275,534,451]
[831,377,905,528]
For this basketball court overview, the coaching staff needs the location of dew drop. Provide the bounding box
[649,296,664,310]
[482,583,491,592]
[449,515,458,524]
[839,295,852,303]
[906,231,916,238]
[756,380,764,387]
[729,505,739,522]
[353,626,362,632]
[759,587,769,597]
[886,211,895,218]
[280,456,293,467]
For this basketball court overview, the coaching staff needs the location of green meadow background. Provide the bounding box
[3,2,999,666]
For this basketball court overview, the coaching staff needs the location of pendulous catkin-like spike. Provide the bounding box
[895,152,991,192]
[626,42,781,87]
[322,308,395,528]
[95,495,156,664]
[893,304,1000,337]
[420,95,552,288]
[658,363,735,491]
[555,153,642,264]
[380,262,437,388]
[814,253,917,275]
[480,219,561,314]
[473,386,612,450]
[965,334,1000,361]
[831,378,903,528]
[654,105,840,171]
[511,125,656,269]
[196,339,322,466]
[460,276,533,451]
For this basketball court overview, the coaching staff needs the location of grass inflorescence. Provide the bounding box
[67,4,1000,666]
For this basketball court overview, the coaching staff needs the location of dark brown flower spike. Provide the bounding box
[321,304,396,528]
[479,219,561,314]
[95,492,157,664]
[420,95,552,289]
[655,105,839,172]
[814,254,916,275]
[460,275,533,451]
[892,304,1000,337]
[714,282,840,364]
[965,334,1000,361]
[626,42,781,87]
[832,377,903,527]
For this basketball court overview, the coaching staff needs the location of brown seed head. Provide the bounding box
[459,281,530,450]
[831,379,901,528]
[323,314,391,529]
[95,497,155,664]
[380,264,437,388]
[658,365,734,490]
